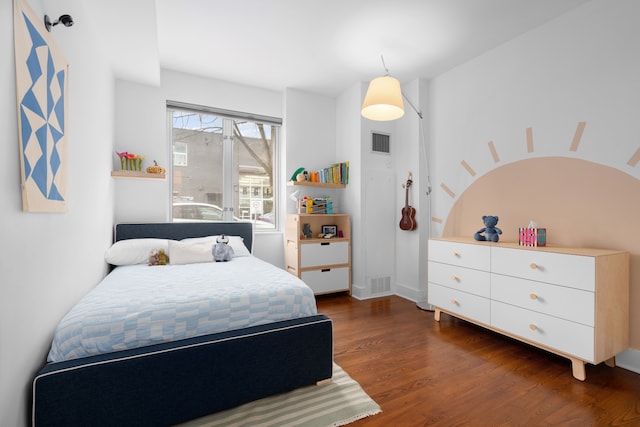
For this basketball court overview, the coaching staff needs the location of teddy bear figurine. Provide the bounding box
[474,215,502,242]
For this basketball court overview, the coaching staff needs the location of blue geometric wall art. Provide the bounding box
[14,0,68,212]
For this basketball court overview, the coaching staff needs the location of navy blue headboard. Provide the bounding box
[114,222,253,252]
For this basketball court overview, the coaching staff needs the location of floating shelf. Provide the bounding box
[287,181,346,188]
[111,170,166,180]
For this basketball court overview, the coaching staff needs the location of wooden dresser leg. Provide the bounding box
[434,308,441,322]
[571,358,586,381]
[604,357,616,368]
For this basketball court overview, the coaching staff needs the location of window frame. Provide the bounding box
[166,101,281,231]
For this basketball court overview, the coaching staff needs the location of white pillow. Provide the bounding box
[168,240,214,265]
[105,238,170,266]
[181,235,251,257]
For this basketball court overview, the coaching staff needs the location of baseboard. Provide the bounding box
[616,348,640,375]
[394,282,422,302]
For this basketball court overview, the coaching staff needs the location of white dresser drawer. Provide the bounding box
[491,274,594,326]
[491,247,595,291]
[491,300,594,361]
[428,261,490,298]
[428,283,490,325]
[301,241,348,268]
[429,240,490,271]
[302,267,349,294]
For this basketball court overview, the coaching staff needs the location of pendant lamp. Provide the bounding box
[361,75,405,121]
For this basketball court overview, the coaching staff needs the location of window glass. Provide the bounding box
[169,106,278,230]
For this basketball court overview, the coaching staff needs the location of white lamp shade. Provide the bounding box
[361,76,405,121]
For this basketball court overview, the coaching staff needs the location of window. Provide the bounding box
[168,102,280,230]
[173,142,188,166]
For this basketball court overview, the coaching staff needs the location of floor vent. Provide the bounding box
[370,276,391,294]
[372,132,390,154]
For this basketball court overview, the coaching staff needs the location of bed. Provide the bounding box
[33,222,333,427]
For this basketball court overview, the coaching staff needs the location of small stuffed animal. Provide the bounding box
[148,249,159,266]
[474,215,503,242]
[157,248,169,265]
[212,235,234,262]
[149,248,169,266]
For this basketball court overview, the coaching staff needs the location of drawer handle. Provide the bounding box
[321,242,330,246]
[451,275,458,282]
[451,251,458,257]
[529,293,538,300]
[321,268,331,272]
[529,324,537,331]
[451,299,458,305]
[530,263,538,270]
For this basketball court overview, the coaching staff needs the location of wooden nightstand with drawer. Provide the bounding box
[285,214,351,295]
[428,237,629,380]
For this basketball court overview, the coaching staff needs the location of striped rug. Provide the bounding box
[178,364,381,427]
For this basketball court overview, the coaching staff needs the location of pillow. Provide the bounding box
[168,240,214,265]
[105,238,170,266]
[181,235,251,257]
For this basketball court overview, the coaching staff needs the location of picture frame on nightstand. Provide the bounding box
[321,225,337,235]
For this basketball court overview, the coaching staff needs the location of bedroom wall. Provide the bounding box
[1,0,116,426]
[114,69,286,266]
[427,0,640,371]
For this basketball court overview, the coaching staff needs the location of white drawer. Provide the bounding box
[428,261,490,298]
[491,247,595,291]
[428,283,490,325]
[300,241,348,268]
[429,240,490,271]
[302,267,349,294]
[491,300,594,361]
[491,274,594,326]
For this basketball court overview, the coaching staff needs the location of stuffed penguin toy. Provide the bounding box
[212,234,234,262]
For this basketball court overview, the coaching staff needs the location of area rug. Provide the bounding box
[178,364,381,427]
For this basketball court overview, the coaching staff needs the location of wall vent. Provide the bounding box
[370,276,391,294]
[371,132,390,154]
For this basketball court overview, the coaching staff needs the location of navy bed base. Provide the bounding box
[33,222,333,427]
[33,315,333,427]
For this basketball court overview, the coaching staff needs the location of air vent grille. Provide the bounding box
[372,132,390,154]
[370,276,391,294]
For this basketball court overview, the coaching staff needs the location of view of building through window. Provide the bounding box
[169,106,278,230]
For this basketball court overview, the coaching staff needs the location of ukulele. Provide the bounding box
[399,172,417,231]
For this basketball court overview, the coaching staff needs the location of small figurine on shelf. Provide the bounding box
[303,223,312,239]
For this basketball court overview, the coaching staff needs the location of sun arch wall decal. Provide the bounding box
[430,121,640,228]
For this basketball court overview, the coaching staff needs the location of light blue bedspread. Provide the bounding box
[47,257,318,362]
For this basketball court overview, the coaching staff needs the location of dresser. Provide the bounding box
[428,237,629,380]
[285,214,351,294]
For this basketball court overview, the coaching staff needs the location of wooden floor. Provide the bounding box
[315,294,640,427]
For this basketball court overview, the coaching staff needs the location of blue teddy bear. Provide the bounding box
[474,215,502,242]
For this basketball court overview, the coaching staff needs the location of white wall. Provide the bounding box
[428,0,640,233]
[1,1,115,425]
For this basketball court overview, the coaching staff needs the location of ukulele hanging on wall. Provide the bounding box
[399,172,417,231]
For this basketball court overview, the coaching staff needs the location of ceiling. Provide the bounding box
[84,0,590,97]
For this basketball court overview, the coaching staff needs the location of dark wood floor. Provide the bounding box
[315,294,640,427]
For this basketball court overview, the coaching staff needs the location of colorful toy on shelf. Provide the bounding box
[299,195,333,214]
[290,167,305,181]
[116,151,145,171]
